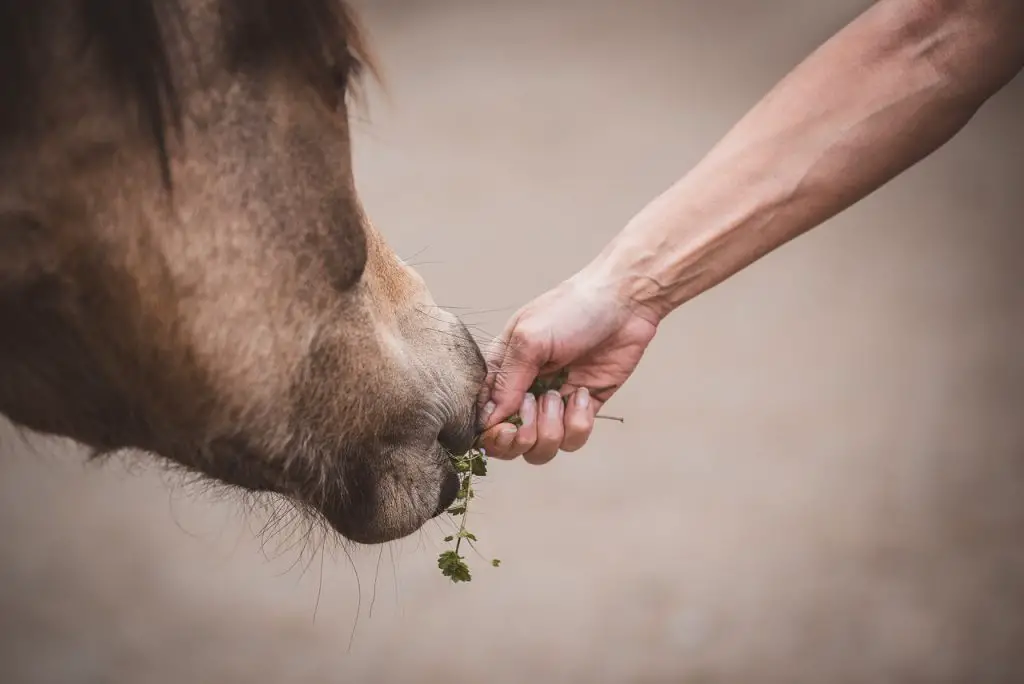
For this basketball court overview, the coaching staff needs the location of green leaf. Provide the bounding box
[458,531,477,541]
[437,550,459,569]
[437,551,472,583]
[491,558,501,567]
[528,367,570,396]
[447,506,467,516]
[470,456,487,477]
[448,565,471,583]
[443,535,453,542]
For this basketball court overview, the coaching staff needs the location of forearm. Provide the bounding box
[583,0,1024,322]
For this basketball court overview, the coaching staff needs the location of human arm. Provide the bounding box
[585,0,1024,323]
[479,0,1024,463]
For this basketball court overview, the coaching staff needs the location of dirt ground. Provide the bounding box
[2,1,1022,682]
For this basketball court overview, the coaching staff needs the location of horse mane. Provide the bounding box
[0,0,373,187]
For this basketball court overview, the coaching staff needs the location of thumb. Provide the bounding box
[481,325,548,429]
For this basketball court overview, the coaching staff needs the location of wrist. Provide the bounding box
[574,227,683,327]
[579,171,770,325]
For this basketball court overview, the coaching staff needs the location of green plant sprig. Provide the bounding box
[438,367,621,583]
[437,446,494,583]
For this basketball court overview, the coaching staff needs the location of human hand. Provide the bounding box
[476,272,658,464]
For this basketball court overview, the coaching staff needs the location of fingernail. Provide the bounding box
[575,387,590,409]
[545,390,562,417]
[496,426,516,448]
[483,401,496,419]
[520,393,537,425]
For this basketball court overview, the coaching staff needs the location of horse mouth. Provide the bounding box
[317,481,455,545]
[433,469,461,518]
[305,442,464,545]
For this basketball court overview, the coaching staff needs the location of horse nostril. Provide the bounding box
[433,470,460,518]
[438,422,476,457]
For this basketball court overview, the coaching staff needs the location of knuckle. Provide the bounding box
[525,431,561,464]
[561,428,591,453]
[506,327,543,364]
[508,327,531,347]
[484,443,510,459]
[524,445,557,465]
[539,420,565,443]
[567,411,592,433]
[509,433,535,456]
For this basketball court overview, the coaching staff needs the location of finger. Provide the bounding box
[476,381,495,432]
[483,325,547,429]
[561,387,596,452]
[477,423,519,460]
[477,389,499,432]
[483,309,520,369]
[504,392,539,459]
[480,321,514,394]
[523,390,564,465]
[478,314,519,418]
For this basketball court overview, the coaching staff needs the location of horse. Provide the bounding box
[0,0,487,546]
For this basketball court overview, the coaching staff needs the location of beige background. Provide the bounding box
[2,1,1022,682]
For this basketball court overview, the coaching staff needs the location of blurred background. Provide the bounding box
[2,0,1022,682]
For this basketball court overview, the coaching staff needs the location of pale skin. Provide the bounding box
[478,0,1024,464]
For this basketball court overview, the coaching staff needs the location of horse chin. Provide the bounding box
[294,444,462,546]
[315,397,480,545]
[315,468,460,545]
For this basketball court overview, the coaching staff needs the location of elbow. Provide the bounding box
[892,0,1024,100]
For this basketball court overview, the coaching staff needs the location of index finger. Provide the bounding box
[480,324,545,430]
